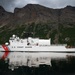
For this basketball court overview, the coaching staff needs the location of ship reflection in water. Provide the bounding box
[0,52,75,75]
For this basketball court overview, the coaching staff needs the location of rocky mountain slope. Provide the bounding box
[0,4,75,45]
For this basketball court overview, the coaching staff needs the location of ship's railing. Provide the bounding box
[39,44,67,47]
[39,45,50,46]
[51,44,67,46]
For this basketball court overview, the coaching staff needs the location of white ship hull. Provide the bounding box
[0,35,75,52]
[0,45,75,52]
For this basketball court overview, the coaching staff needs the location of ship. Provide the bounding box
[0,35,75,52]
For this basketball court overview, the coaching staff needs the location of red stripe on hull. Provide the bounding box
[2,45,9,51]
[2,52,9,60]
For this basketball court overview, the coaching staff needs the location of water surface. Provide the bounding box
[0,52,75,75]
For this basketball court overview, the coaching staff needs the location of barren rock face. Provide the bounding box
[0,4,75,44]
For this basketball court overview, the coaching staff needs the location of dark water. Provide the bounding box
[0,52,75,75]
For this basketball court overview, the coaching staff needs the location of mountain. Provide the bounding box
[0,4,75,45]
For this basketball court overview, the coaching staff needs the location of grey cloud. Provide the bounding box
[37,0,75,8]
[0,0,16,12]
[0,0,75,12]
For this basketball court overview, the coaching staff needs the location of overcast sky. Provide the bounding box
[0,0,75,12]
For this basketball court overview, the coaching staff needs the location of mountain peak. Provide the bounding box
[26,4,38,6]
[66,5,72,8]
[65,5,75,10]
[0,6,5,11]
[65,5,75,11]
[14,4,51,13]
